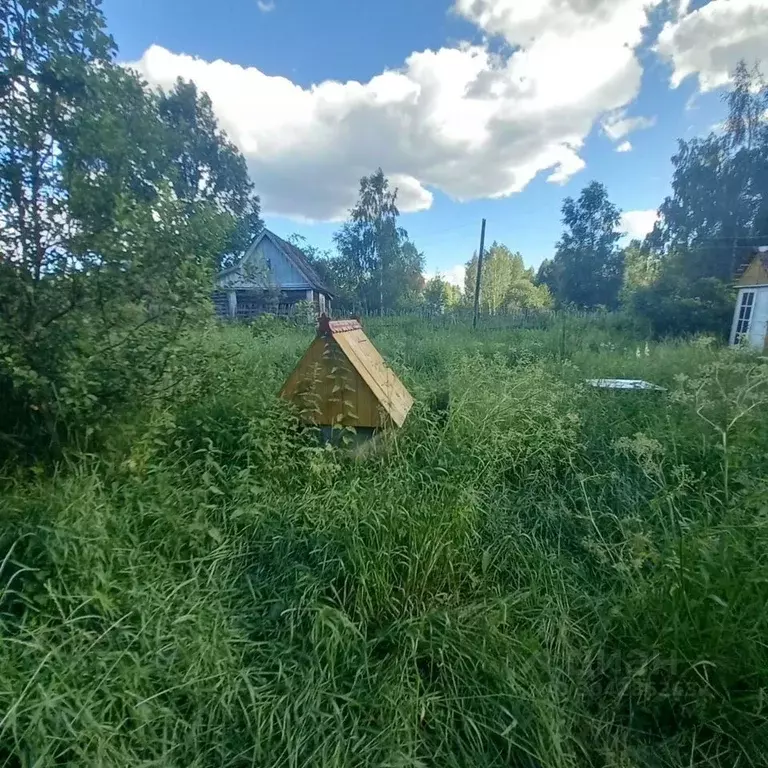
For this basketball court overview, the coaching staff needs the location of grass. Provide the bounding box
[1,316,768,767]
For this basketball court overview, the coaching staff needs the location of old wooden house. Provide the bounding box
[280,316,413,437]
[214,229,333,318]
[730,246,768,350]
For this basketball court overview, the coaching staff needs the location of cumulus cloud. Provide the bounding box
[130,0,661,221]
[616,140,633,152]
[602,110,656,140]
[428,264,467,290]
[446,264,467,289]
[657,0,768,91]
[256,0,275,12]
[621,209,658,240]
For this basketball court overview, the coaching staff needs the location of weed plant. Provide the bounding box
[2,318,767,767]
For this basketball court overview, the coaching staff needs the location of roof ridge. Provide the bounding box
[267,230,332,295]
[318,314,360,335]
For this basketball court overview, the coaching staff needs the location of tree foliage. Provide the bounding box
[620,239,660,303]
[0,0,253,459]
[647,65,768,281]
[550,182,624,309]
[465,243,551,313]
[331,169,424,313]
[158,79,262,269]
[632,61,768,337]
[423,274,461,312]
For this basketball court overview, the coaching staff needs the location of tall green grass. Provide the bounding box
[1,319,767,766]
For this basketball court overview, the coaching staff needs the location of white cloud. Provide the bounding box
[130,0,662,221]
[621,209,658,240]
[616,140,633,152]
[256,0,275,12]
[446,264,466,289]
[426,264,466,290]
[657,0,768,92]
[546,149,587,185]
[602,110,656,140]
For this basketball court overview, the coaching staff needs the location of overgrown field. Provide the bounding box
[2,317,768,767]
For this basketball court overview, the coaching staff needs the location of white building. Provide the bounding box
[730,247,768,350]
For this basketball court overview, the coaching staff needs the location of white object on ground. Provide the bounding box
[586,378,666,391]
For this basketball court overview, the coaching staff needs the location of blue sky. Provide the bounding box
[103,0,766,283]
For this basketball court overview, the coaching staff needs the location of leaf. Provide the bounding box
[208,527,223,543]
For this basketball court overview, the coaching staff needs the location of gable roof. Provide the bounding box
[268,231,332,295]
[736,246,768,287]
[318,316,414,427]
[220,229,333,295]
[280,316,414,429]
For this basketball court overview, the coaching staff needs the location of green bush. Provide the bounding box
[629,274,734,339]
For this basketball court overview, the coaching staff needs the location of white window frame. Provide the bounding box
[731,289,756,345]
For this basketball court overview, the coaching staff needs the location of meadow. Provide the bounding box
[2,316,768,767]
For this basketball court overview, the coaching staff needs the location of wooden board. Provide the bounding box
[332,328,414,428]
[738,255,768,287]
[280,321,414,429]
[280,337,390,429]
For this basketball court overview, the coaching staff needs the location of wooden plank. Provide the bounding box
[738,256,768,287]
[281,337,383,428]
[332,329,413,427]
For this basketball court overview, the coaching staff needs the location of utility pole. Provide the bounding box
[472,218,487,330]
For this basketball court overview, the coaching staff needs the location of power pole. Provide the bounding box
[472,218,487,330]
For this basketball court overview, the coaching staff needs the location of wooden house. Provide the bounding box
[280,316,413,436]
[214,229,333,319]
[730,247,768,350]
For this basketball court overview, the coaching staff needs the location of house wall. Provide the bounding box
[219,236,311,290]
[730,285,768,349]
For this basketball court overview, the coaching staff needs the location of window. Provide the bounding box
[735,291,756,343]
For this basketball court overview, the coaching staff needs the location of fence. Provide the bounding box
[215,301,634,336]
[350,306,610,331]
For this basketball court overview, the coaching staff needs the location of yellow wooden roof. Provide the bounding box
[737,253,768,287]
[327,320,414,428]
[280,317,413,428]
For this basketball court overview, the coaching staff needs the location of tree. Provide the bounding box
[0,0,237,459]
[648,62,768,281]
[332,169,424,313]
[158,79,262,269]
[464,251,479,300]
[506,274,552,310]
[629,261,733,338]
[465,242,552,313]
[552,182,624,308]
[287,234,336,290]
[620,239,660,304]
[424,274,461,313]
[483,243,518,313]
[392,240,426,310]
[535,258,559,297]
[632,61,768,337]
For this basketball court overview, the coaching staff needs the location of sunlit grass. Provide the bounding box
[1,318,767,767]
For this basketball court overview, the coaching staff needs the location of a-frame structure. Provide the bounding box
[280,316,414,429]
